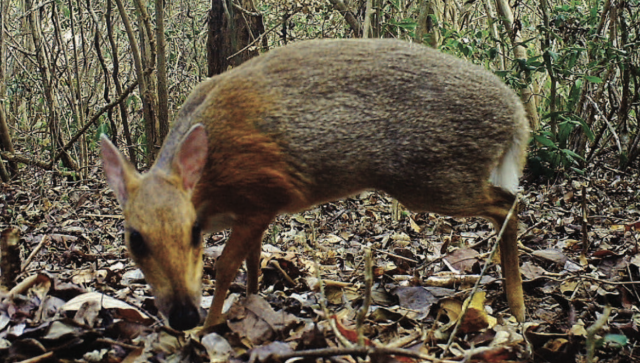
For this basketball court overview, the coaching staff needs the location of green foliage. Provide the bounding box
[139,132,148,155]
[95,121,111,143]
[267,225,281,245]
[529,0,638,173]
[528,114,593,177]
[439,27,496,63]
[126,95,139,110]
[420,0,637,177]
[597,334,628,349]
[386,18,417,37]
[1,0,636,177]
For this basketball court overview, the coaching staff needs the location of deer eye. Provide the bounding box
[128,230,148,257]
[191,222,202,248]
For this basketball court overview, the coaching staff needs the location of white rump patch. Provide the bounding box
[489,134,527,194]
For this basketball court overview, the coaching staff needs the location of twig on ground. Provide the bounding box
[372,247,419,264]
[22,235,49,272]
[268,260,296,285]
[356,249,373,346]
[95,338,141,350]
[16,351,54,363]
[581,184,590,259]
[268,346,455,362]
[311,226,352,348]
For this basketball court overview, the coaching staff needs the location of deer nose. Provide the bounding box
[168,301,200,331]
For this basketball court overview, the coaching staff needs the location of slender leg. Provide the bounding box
[204,215,271,328]
[483,186,525,322]
[245,238,262,295]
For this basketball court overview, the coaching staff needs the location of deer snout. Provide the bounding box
[168,300,201,330]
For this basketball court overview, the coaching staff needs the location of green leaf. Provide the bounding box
[619,152,629,168]
[578,117,595,141]
[488,47,498,59]
[140,133,148,155]
[95,122,110,143]
[427,14,439,26]
[562,148,585,162]
[590,0,600,22]
[542,111,564,120]
[567,79,582,111]
[571,167,585,175]
[539,130,555,138]
[603,334,628,347]
[516,58,535,72]
[534,134,558,149]
[389,18,417,31]
[558,121,574,146]
[584,75,603,83]
[568,50,579,69]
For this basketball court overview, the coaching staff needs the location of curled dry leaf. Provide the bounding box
[459,291,496,334]
[61,292,151,325]
[227,295,299,345]
[201,333,233,362]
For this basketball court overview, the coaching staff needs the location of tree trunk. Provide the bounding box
[156,0,169,143]
[482,0,504,69]
[328,0,362,37]
[415,0,440,47]
[0,0,15,178]
[133,0,159,164]
[363,0,373,38]
[207,0,265,77]
[114,0,158,166]
[494,0,539,131]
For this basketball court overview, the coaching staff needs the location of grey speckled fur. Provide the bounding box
[159,39,529,216]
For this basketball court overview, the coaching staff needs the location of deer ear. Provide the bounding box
[174,124,208,192]
[101,135,136,206]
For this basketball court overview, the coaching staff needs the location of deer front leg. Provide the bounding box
[204,215,271,328]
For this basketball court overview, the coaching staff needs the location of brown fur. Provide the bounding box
[102,39,529,331]
[187,78,310,217]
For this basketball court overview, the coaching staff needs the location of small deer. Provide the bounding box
[101,39,529,331]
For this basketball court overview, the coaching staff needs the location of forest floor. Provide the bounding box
[0,157,639,363]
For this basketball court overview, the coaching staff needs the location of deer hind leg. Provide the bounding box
[204,215,272,328]
[480,186,525,322]
[394,185,525,322]
[245,236,262,295]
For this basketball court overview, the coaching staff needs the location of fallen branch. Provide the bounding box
[22,235,49,272]
[0,152,76,177]
[268,346,455,362]
[328,0,362,36]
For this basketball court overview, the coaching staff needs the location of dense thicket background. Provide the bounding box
[0,0,637,180]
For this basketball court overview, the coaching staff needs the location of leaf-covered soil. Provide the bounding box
[1,159,639,363]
